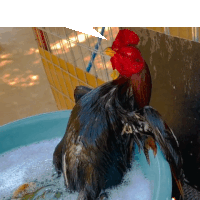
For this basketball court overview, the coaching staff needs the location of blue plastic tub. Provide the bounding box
[0,111,172,199]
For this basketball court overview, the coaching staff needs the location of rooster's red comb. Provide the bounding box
[112,29,140,51]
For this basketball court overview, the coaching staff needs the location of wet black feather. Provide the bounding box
[53,80,189,200]
[54,79,145,199]
[74,86,92,103]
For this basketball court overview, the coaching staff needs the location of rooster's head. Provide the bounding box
[104,29,145,78]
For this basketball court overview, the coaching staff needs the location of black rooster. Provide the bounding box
[53,29,185,200]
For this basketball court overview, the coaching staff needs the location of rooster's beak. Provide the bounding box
[104,47,116,57]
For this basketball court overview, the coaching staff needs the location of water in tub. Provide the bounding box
[0,138,154,200]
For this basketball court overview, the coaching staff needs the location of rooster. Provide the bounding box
[53,29,185,200]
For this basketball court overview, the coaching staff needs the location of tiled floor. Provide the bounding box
[0,27,58,126]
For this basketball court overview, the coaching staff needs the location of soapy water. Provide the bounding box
[0,138,152,200]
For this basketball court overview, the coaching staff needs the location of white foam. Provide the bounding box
[0,138,61,199]
[107,162,152,200]
[0,138,152,200]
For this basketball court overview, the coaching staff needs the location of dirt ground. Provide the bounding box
[0,27,58,126]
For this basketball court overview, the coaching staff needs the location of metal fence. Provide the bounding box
[33,27,119,109]
[36,27,119,81]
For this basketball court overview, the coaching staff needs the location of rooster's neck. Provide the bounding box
[130,62,152,109]
[115,62,152,110]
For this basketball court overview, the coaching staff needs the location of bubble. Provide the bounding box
[0,138,152,200]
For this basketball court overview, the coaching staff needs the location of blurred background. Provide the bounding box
[0,27,58,126]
